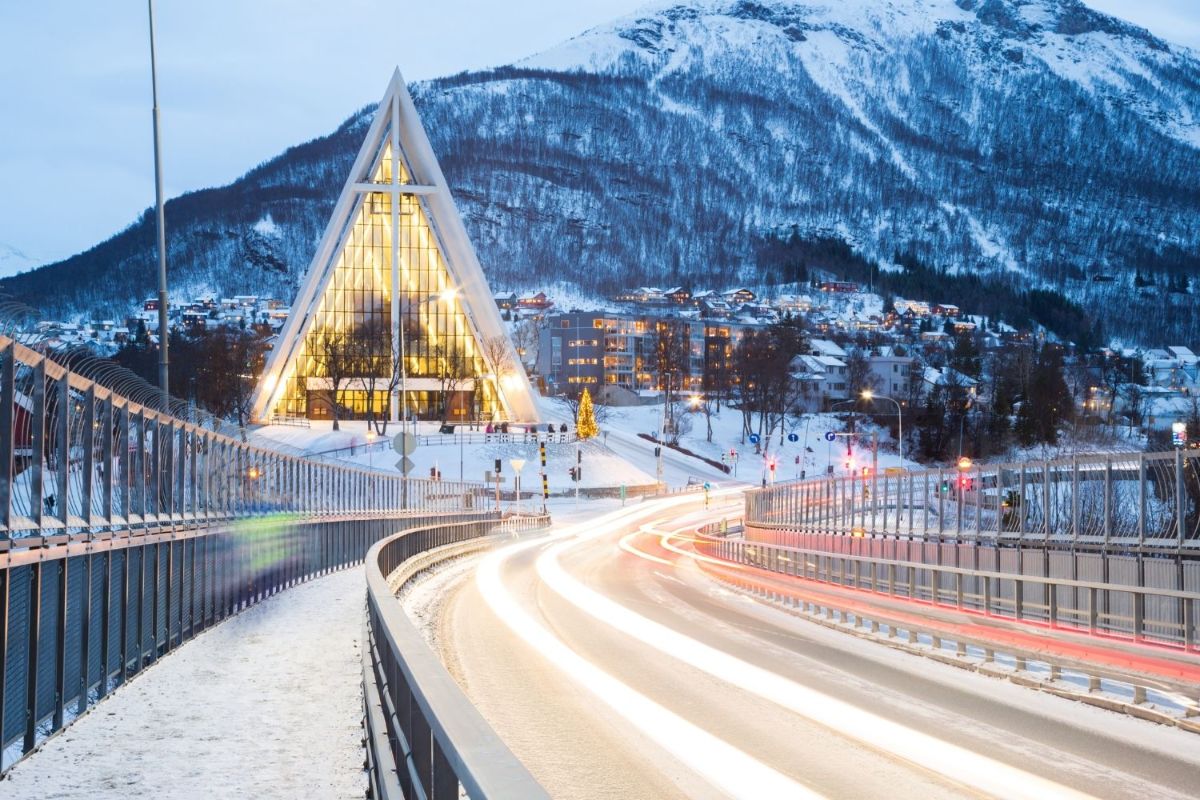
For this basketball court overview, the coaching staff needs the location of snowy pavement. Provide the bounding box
[1,568,367,800]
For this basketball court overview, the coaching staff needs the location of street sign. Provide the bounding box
[787,432,799,443]
[748,433,760,445]
[510,458,526,473]
[392,432,417,456]
[395,457,414,474]
[824,431,836,442]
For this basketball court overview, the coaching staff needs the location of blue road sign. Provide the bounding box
[748,433,761,444]
[824,431,837,442]
[787,432,799,443]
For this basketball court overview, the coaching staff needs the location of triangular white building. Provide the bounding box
[250,69,538,424]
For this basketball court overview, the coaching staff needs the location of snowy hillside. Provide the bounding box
[4,0,1199,344]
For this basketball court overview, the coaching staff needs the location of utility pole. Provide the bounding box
[148,0,169,402]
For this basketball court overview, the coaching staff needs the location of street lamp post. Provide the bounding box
[860,390,903,468]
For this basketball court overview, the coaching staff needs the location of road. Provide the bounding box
[602,428,733,488]
[428,492,1200,800]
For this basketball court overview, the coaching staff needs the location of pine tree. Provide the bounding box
[576,388,598,440]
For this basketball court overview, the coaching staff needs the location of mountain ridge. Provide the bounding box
[4,0,1199,345]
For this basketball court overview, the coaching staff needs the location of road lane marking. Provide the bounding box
[539,522,1098,800]
[476,531,825,800]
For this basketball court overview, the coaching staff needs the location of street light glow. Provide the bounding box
[861,389,873,400]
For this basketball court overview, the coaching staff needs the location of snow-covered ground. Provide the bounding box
[606,403,913,484]
[252,419,659,492]
[1,569,367,800]
[250,398,912,494]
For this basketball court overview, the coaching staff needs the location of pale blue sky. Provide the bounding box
[0,0,1195,269]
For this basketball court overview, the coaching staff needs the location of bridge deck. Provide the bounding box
[0,568,366,799]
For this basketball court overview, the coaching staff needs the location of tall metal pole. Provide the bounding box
[148,0,169,400]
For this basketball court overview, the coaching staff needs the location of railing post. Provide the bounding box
[56,371,70,529]
[30,359,46,530]
[1043,462,1052,543]
[1138,453,1146,546]
[0,341,14,535]
[24,561,42,754]
[1103,457,1112,547]
[1176,449,1186,547]
[1071,456,1079,544]
[82,386,96,529]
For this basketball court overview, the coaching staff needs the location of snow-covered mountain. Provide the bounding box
[4,0,1199,344]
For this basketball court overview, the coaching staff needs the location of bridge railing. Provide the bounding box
[0,335,490,774]
[746,450,1200,550]
[0,334,483,543]
[695,527,1199,653]
[364,515,551,800]
[0,511,494,774]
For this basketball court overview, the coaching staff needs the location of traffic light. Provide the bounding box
[861,466,871,479]
[940,480,950,493]
[494,458,502,474]
[958,474,972,491]
[768,459,777,475]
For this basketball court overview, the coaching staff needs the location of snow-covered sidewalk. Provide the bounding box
[2,568,367,799]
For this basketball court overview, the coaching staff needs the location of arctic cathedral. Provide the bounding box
[249,69,538,424]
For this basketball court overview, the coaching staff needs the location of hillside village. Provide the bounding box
[25,276,1200,458]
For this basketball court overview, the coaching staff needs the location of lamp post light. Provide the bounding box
[365,429,376,469]
[860,389,904,468]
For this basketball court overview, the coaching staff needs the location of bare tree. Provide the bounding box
[308,327,358,431]
[351,319,393,435]
[655,320,691,438]
[845,349,879,398]
[510,318,543,369]
[431,342,472,424]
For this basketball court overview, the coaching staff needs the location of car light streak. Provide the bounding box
[476,520,824,800]
[538,526,1097,800]
[618,529,672,565]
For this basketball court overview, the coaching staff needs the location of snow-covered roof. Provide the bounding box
[809,338,848,358]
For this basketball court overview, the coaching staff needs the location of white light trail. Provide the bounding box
[537,507,1097,800]
[476,500,823,800]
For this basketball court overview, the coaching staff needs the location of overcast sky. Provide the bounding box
[0,0,1195,270]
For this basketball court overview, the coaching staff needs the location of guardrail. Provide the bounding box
[0,334,492,774]
[0,334,483,541]
[747,450,1200,550]
[364,516,551,800]
[0,510,492,774]
[695,529,1200,651]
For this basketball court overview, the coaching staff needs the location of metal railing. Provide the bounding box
[695,529,1200,651]
[364,516,551,800]
[0,333,491,774]
[0,334,483,541]
[747,450,1200,550]
[0,511,492,773]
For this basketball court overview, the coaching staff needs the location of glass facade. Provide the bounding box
[276,138,500,421]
